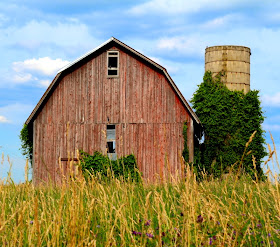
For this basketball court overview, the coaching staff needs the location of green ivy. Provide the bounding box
[19,124,33,165]
[191,71,267,179]
[182,121,189,163]
[79,151,142,182]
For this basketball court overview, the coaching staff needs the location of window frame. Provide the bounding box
[106,124,117,160]
[107,51,119,78]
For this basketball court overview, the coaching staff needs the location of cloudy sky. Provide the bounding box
[0,0,279,182]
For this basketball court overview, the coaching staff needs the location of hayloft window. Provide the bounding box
[106,125,117,160]
[107,51,119,77]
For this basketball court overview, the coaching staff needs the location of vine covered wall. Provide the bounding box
[191,71,267,178]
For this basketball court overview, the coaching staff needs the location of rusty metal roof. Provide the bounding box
[25,37,201,125]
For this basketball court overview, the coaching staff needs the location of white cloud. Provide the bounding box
[262,92,280,107]
[157,36,205,57]
[128,0,250,15]
[0,14,9,26]
[39,79,51,87]
[0,104,34,125]
[11,73,33,83]
[0,116,9,123]
[10,57,69,87]
[13,57,69,76]
[263,124,280,131]
[7,20,101,54]
[201,14,243,29]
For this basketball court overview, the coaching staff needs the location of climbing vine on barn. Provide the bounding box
[191,71,267,179]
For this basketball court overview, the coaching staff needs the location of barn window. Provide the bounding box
[106,125,117,160]
[107,51,119,77]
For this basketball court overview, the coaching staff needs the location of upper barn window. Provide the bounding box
[107,51,119,77]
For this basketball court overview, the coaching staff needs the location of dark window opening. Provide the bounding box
[106,124,117,160]
[107,51,119,77]
[109,52,118,56]
[108,69,118,76]
[107,125,115,130]
[107,141,115,153]
[108,57,118,68]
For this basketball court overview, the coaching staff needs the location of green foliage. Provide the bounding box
[79,150,141,182]
[191,71,267,179]
[19,124,33,164]
[182,121,189,163]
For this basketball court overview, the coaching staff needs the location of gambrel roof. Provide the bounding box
[25,37,201,126]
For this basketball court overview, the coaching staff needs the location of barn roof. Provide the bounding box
[25,37,201,126]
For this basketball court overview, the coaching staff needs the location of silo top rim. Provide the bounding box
[205,45,251,53]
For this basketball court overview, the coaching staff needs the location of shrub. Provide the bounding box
[79,150,141,182]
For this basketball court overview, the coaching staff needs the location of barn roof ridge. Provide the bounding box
[26,37,201,125]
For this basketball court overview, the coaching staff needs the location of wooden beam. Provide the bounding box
[60,158,79,162]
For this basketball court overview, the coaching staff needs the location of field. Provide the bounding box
[0,147,279,247]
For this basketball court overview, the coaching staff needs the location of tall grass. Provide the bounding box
[0,146,279,246]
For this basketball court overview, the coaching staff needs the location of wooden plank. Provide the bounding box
[147,68,152,123]
[48,123,53,183]
[153,123,158,180]
[57,80,61,124]
[42,123,47,183]
[97,55,102,123]
[170,123,174,176]
[81,65,85,124]
[93,124,97,152]
[143,66,148,123]
[139,64,144,123]
[175,123,179,176]
[159,124,164,180]
[120,52,126,123]
[33,121,38,185]
[60,158,79,162]
[138,124,143,175]
[89,59,95,124]
[155,73,160,123]
[37,122,41,184]
[125,55,130,123]
[166,124,171,180]
[67,75,71,123]
[93,59,97,124]
[101,53,106,123]
[115,77,120,123]
[134,61,139,123]
[85,63,89,124]
[101,124,107,155]
[56,123,62,184]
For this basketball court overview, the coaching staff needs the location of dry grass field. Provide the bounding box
[0,140,279,246]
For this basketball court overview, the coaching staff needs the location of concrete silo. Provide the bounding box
[205,46,251,93]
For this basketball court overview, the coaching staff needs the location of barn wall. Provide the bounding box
[33,46,194,184]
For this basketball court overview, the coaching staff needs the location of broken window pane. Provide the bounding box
[108,69,118,76]
[106,125,116,160]
[108,57,118,68]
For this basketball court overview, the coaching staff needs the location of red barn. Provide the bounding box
[25,37,202,184]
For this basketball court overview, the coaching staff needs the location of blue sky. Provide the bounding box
[0,0,279,182]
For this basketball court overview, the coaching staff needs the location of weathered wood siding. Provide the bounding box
[33,46,194,184]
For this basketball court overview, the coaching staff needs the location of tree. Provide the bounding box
[19,124,33,165]
[190,71,267,178]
